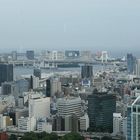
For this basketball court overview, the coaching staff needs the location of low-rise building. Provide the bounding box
[37,118,52,133]
[80,114,89,131]
[113,113,122,135]
[18,117,36,132]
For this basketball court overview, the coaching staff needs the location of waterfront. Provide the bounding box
[14,65,113,79]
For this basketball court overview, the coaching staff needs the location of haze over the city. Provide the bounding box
[0,0,140,55]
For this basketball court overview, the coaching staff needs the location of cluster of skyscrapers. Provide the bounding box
[1,51,140,140]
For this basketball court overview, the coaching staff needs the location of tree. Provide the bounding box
[93,137,100,140]
[50,132,58,140]
[9,134,17,140]
[20,131,59,140]
[21,136,38,140]
[61,132,84,140]
[42,132,58,140]
[37,131,49,139]
[21,132,38,140]
[101,136,112,140]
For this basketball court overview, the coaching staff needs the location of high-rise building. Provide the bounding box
[81,65,93,79]
[29,95,50,120]
[57,96,82,118]
[32,76,39,89]
[1,82,11,95]
[0,64,13,86]
[46,78,61,97]
[135,59,140,76]
[30,76,33,89]
[26,50,34,60]
[88,91,116,132]
[52,115,64,131]
[50,78,61,97]
[29,75,39,90]
[33,68,41,79]
[127,53,136,74]
[52,114,79,132]
[65,50,80,59]
[1,82,15,95]
[15,79,29,96]
[127,96,140,140]
[46,79,51,97]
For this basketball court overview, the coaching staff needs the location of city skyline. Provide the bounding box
[0,0,140,54]
[1,0,140,139]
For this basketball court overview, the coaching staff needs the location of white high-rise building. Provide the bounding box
[29,96,50,120]
[113,113,122,135]
[127,96,140,140]
[57,96,82,118]
[80,114,89,131]
[18,117,36,132]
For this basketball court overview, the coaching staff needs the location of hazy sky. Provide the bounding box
[0,0,140,54]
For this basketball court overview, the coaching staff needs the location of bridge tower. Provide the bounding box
[101,51,108,63]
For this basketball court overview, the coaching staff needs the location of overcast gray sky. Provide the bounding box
[0,0,140,54]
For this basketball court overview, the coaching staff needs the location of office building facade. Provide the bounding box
[52,114,79,132]
[18,117,36,132]
[127,53,136,74]
[135,59,140,76]
[65,50,80,59]
[26,50,34,60]
[57,96,82,118]
[81,65,93,79]
[15,79,29,96]
[46,79,51,97]
[80,114,89,131]
[1,82,14,95]
[37,118,52,133]
[46,78,61,97]
[0,64,13,86]
[113,113,122,135]
[127,96,140,140]
[33,68,41,79]
[29,97,50,120]
[88,92,116,132]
